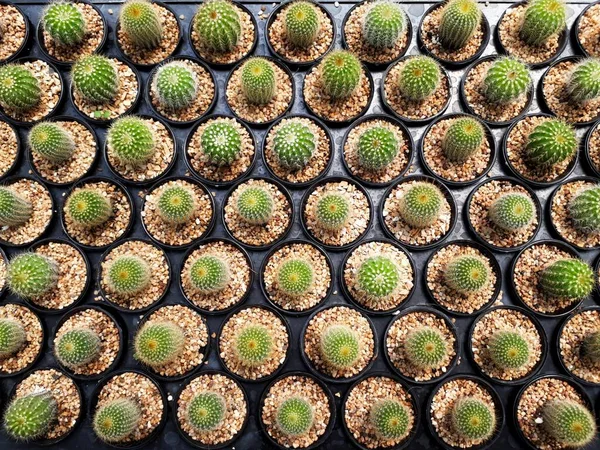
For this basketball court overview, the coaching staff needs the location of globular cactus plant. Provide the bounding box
[187,392,226,432]
[539,258,595,300]
[519,0,566,47]
[320,325,360,369]
[7,253,58,299]
[106,255,151,295]
[315,193,351,231]
[488,330,530,369]
[200,120,242,167]
[581,331,600,363]
[444,255,489,294]
[42,1,87,47]
[28,122,76,163]
[483,57,532,104]
[240,58,276,105]
[233,324,273,367]
[236,186,274,225]
[438,0,482,50]
[566,58,600,103]
[194,0,241,53]
[66,188,113,228]
[157,185,197,225]
[284,1,320,48]
[488,193,535,232]
[55,327,101,369]
[0,187,32,227]
[276,259,314,297]
[0,64,41,111]
[568,187,600,233]
[134,321,185,367]
[525,119,577,167]
[542,400,596,448]
[397,56,441,101]
[357,126,399,171]
[319,50,362,100]
[119,0,163,49]
[452,397,496,441]
[404,326,447,368]
[71,55,119,105]
[4,392,57,441]
[370,399,410,440]
[188,255,230,294]
[93,398,141,443]
[273,121,316,171]
[398,182,443,228]
[276,397,314,436]
[0,319,26,359]
[153,62,198,110]
[356,256,399,299]
[362,1,406,49]
[107,116,156,167]
[442,117,485,163]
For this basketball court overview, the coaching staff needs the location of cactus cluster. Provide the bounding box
[106,255,151,296]
[483,57,531,104]
[442,117,485,163]
[233,324,273,367]
[153,62,198,110]
[362,1,406,49]
[567,58,600,103]
[398,182,443,228]
[93,398,141,443]
[276,397,314,436]
[0,318,26,359]
[525,119,577,168]
[356,256,399,299]
[444,255,489,294]
[273,121,316,171]
[539,258,595,300]
[157,185,197,225]
[439,0,482,50]
[397,56,441,101]
[276,258,314,297]
[240,58,276,105]
[488,193,535,232]
[4,392,57,441]
[55,327,101,369]
[315,192,351,231]
[66,188,113,228]
[236,186,274,225]
[42,1,86,47]
[0,187,32,227]
[568,186,600,233]
[284,1,320,48]
[7,253,58,299]
[320,324,360,369]
[319,50,362,100]
[71,55,119,105]
[370,399,410,440]
[520,0,566,47]
[107,116,156,167]
[542,400,596,448]
[451,397,496,441]
[0,64,41,112]
[194,0,242,53]
[119,0,163,49]
[188,255,230,294]
[357,126,399,171]
[200,120,242,167]
[28,122,76,163]
[404,326,447,368]
[488,330,530,369]
[187,392,226,432]
[134,321,185,367]
[581,331,600,363]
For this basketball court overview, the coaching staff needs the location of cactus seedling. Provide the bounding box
[119,0,163,49]
[581,331,600,363]
[397,56,441,101]
[452,397,496,441]
[55,327,101,369]
[233,324,273,367]
[520,0,566,47]
[357,126,399,171]
[542,400,596,448]
[444,255,489,294]
[194,0,242,53]
[153,62,198,110]
[276,397,314,436]
[320,324,360,369]
[200,120,242,167]
[568,187,600,233]
[134,321,185,367]
[187,392,226,432]
[107,116,156,167]
[42,1,87,47]
[284,1,320,48]
[567,58,600,103]
[188,255,230,294]
[0,319,26,359]
[370,399,410,440]
[93,398,141,443]
[157,185,197,225]
[404,326,447,368]
[362,1,406,49]
[319,50,362,100]
[273,121,316,171]
[236,186,274,225]
[488,330,530,369]
[442,117,485,163]
[276,259,314,297]
[356,256,399,299]
[7,253,58,299]
[71,55,119,105]
[0,187,33,227]
[315,193,351,231]
[28,122,76,163]
[483,57,531,104]
[488,193,535,232]
[439,0,482,50]
[66,188,112,228]
[4,392,57,441]
[525,119,577,167]
[0,64,41,111]
[398,182,443,228]
[539,258,595,300]
[106,255,151,295]
[240,58,277,105]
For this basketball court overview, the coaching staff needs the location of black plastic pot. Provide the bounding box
[572,0,600,58]
[0,1,30,64]
[0,246,7,299]
[583,119,600,177]
[0,118,21,181]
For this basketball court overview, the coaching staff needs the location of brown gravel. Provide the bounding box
[587,124,600,172]
[0,304,43,375]
[578,4,600,57]
[0,120,18,177]
[560,308,600,384]
[0,4,26,62]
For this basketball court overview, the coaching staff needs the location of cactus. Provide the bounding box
[119,0,163,49]
[315,193,351,231]
[66,188,112,228]
[187,392,226,432]
[4,392,57,441]
[525,119,577,167]
[439,0,482,50]
[7,253,58,299]
[362,1,406,49]
[566,58,600,103]
[93,398,141,443]
[488,330,530,369]
[157,185,197,225]
[370,399,410,440]
[320,325,360,369]
[153,62,198,110]
[42,1,86,47]
[276,397,314,436]
[568,187,600,233]
[233,324,273,367]
[581,331,600,363]
[404,326,447,368]
[444,255,488,294]
[357,126,399,171]
[452,397,496,441]
[520,0,566,47]
[284,1,320,48]
[106,255,151,295]
[55,327,101,369]
[276,259,314,297]
[188,255,230,294]
[397,56,441,101]
[240,58,276,105]
[539,258,595,300]
[28,122,76,163]
[542,400,596,448]
[442,117,485,163]
[488,193,535,232]
[236,186,274,225]
[194,0,241,53]
[107,116,156,167]
[273,121,316,171]
[134,321,185,367]
[483,57,531,104]
[200,120,242,167]
[356,256,399,299]
[398,182,443,228]
[0,187,32,227]
[0,319,26,359]
[0,64,41,111]
[319,50,362,100]
[71,55,119,105]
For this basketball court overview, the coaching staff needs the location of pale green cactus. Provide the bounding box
[566,58,600,103]
[119,0,163,49]
[7,253,58,299]
[362,1,406,49]
[319,50,362,99]
[439,0,482,50]
[276,397,314,436]
[187,392,226,432]
[4,392,57,441]
[0,319,26,359]
[568,186,600,233]
[520,0,566,46]
[451,397,496,441]
[404,326,447,369]
[93,398,141,443]
[525,119,577,167]
[397,56,441,101]
[194,0,242,53]
[542,400,596,448]
[398,182,443,228]
[55,327,101,369]
[284,1,320,48]
[0,187,33,227]
[442,117,485,163]
[240,58,276,105]
[357,126,399,171]
[66,188,112,228]
[320,324,360,369]
[273,121,316,170]
[134,321,185,367]
[28,122,76,163]
[153,61,198,110]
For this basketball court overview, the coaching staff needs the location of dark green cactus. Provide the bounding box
[319,50,362,100]
[566,58,600,103]
[519,0,566,46]
[320,324,360,369]
[488,193,535,232]
[187,392,226,432]
[356,256,399,300]
[194,0,242,53]
[153,62,198,110]
[66,188,113,228]
[276,397,314,436]
[4,392,57,441]
[28,122,76,163]
[55,327,101,369]
[71,55,119,105]
[581,331,600,363]
[0,64,41,112]
[42,1,87,47]
[525,119,577,167]
[568,186,600,233]
[200,120,242,167]
[439,0,482,50]
[273,121,316,170]
[0,187,33,227]
[488,330,530,369]
[93,398,141,443]
[442,117,485,163]
[357,126,399,171]
[539,258,595,300]
[240,58,276,105]
[119,0,163,49]
[284,1,320,48]
[483,57,531,104]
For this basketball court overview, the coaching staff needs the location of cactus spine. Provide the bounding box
[4,392,57,441]
[397,56,441,101]
[404,326,447,368]
[200,120,242,167]
[194,0,242,53]
[28,122,76,163]
[66,188,112,228]
[519,0,566,47]
[488,330,530,369]
[320,325,360,369]
[356,256,399,299]
[153,62,198,110]
[542,400,596,448]
[276,258,314,297]
[236,186,274,225]
[273,121,316,170]
[539,258,595,300]
[488,193,535,232]
[483,57,532,104]
[55,327,101,369]
[276,397,314,436]
[370,399,410,440]
[240,58,276,105]
[581,331,600,363]
[119,0,163,49]
[134,321,185,367]
[568,186,600,233]
[319,50,362,100]
[284,1,320,48]
[42,1,87,47]
[357,126,399,171]
[106,255,151,295]
[0,319,26,359]
[451,397,496,441]
[234,324,273,367]
[187,392,226,432]
[525,119,577,167]
[93,398,141,443]
[0,64,41,112]
[107,116,156,167]
[157,185,197,225]
[315,193,351,231]
[7,253,58,299]
[444,255,489,294]
[0,187,33,227]
[442,117,485,163]
[566,58,600,103]
[439,0,482,50]
[362,1,406,49]
[188,255,230,294]
[71,55,119,105]
[398,182,443,228]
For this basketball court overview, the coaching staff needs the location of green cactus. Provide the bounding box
[107,116,156,167]
[106,255,151,295]
[362,1,406,49]
[55,327,101,369]
[28,122,75,163]
[542,400,596,448]
[320,324,360,369]
[405,326,447,368]
[240,58,276,105]
[0,187,32,227]
[200,120,242,167]
[452,397,496,441]
[444,255,488,294]
[276,397,314,436]
[370,399,410,440]
[397,56,441,101]
[568,187,600,233]
[236,186,274,225]
[0,64,41,111]
[276,258,314,297]
[7,253,58,299]
[93,398,141,443]
[315,193,351,231]
[188,255,230,293]
[539,258,595,300]
[42,1,87,47]
[520,0,566,47]
[4,392,57,441]
[442,117,485,163]
[357,126,399,171]
[439,0,482,50]
[483,57,532,104]
[356,256,399,299]
[153,62,198,110]
[194,0,241,53]
[187,392,226,432]
[0,319,26,359]
[488,193,535,232]
[319,50,362,100]
[134,321,185,367]
[525,119,577,167]
[119,0,163,49]
[488,330,530,369]
[581,331,600,363]
[157,185,197,225]
[66,188,113,228]
[566,58,600,103]
[398,182,443,228]
[284,1,320,48]
[71,55,119,105]
[233,324,273,367]
[273,121,316,171]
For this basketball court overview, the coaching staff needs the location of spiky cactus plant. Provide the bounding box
[0,187,32,227]
[568,187,600,233]
[397,56,441,101]
[55,327,101,369]
[438,0,482,50]
[134,321,185,367]
[276,397,314,436]
[483,57,531,104]
[315,193,351,231]
[452,397,496,441]
[236,186,274,225]
[273,121,316,170]
[519,0,566,47]
[0,319,26,359]
[442,117,485,163]
[93,398,141,443]
[539,258,595,300]
[119,0,163,49]
[488,330,530,369]
[488,193,535,232]
[188,255,230,294]
[233,324,273,367]
[444,255,488,294]
[581,331,600,363]
[284,1,320,48]
[71,55,119,105]
[66,188,112,228]
[194,0,241,53]
[525,119,577,167]
[7,253,58,298]
[566,58,600,103]
[398,182,443,228]
[106,255,151,295]
[319,50,362,100]
[276,259,314,297]
[369,399,410,440]
[153,62,198,110]
[357,126,399,171]
[240,58,276,105]
[320,324,360,369]
[404,326,447,368]
[187,392,226,432]
[362,1,405,49]
[542,400,596,448]
[0,64,41,111]
[4,392,57,441]
[200,120,242,167]
[157,185,196,225]
[107,116,156,167]
[42,1,86,46]
[356,256,399,299]
[28,122,75,163]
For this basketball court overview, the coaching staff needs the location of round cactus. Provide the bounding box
[107,116,156,167]
[28,122,76,163]
[404,326,447,368]
[0,319,26,359]
[276,258,314,297]
[567,58,600,103]
[568,187,600,233]
[194,0,241,53]
[0,187,33,227]
[42,1,86,47]
[483,57,531,104]
[356,256,399,299]
[236,186,274,225]
[315,193,351,231]
[319,50,362,100]
[106,255,151,296]
[542,400,596,448]
[153,61,198,110]
[439,0,482,50]
[188,255,230,294]
[320,324,360,369]
[520,0,566,47]
[7,253,58,299]
[442,117,485,163]
[488,330,530,369]
[488,193,535,232]
[444,255,489,294]
[273,121,316,171]
[539,258,595,300]
[55,327,101,369]
[357,126,399,171]
[187,392,226,432]
[157,185,197,225]
[370,399,410,440]
[93,398,141,443]
[397,56,441,101]
[119,0,163,49]
[284,1,320,48]
[71,55,119,104]
[0,64,41,111]
[362,1,405,49]
[398,182,443,228]
[66,188,113,228]
[200,120,242,167]
[276,397,314,436]
[134,321,185,367]
[240,58,276,105]
[525,119,577,167]
[452,397,496,441]
[581,331,600,363]
[234,324,273,367]
[4,392,57,441]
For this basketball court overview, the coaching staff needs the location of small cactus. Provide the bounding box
[28,122,76,163]
[55,327,101,369]
[66,188,113,228]
[42,1,87,47]
[284,1,320,48]
[444,255,489,294]
[370,399,410,440]
[276,397,314,436]
[0,319,26,359]
[581,331,600,363]
[539,258,595,300]
[356,256,399,299]
[7,253,58,299]
[71,55,119,105]
[107,116,156,167]
[106,255,151,295]
[134,321,185,367]
[488,330,530,369]
[315,193,351,231]
[0,64,41,112]
[276,258,314,297]
[0,187,32,227]
[483,57,532,104]
[397,56,441,101]
[119,0,163,49]
[398,182,443,228]
[320,324,360,369]
[240,58,276,105]
[452,397,496,441]
[542,400,596,448]
[319,50,362,100]
[4,392,57,441]
[187,392,226,432]
[566,58,600,103]
[519,0,566,47]
[233,324,273,367]
[362,1,406,49]
[525,119,577,167]
[188,255,230,294]
[568,187,600,233]
[442,117,485,163]
[357,126,399,171]
[236,186,274,225]
[273,121,316,171]
[156,185,197,225]
[488,193,535,232]
[405,326,447,368]
[153,61,198,110]
[93,398,141,443]
[200,120,242,167]
[194,0,241,53]
[439,0,482,50]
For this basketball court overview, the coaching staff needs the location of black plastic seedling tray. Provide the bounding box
[0,1,599,450]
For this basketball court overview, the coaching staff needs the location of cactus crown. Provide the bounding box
[488,192,535,232]
[568,186,600,233]
[398,181,443,228]
[43,1,87,47]
[240,58,277,105]
[157,185,197,225]
[319,50,362,100]
[525,119,577,167]
[188,255,230,294]
[362,1,406,49]
[4,392,57,441]
[0,318,26,359]
[93,398,141,443]
[356,256,399,299]
[539,258,595,300]
[119,0,163,49]
[200,120,242,167]
[154,61,198,110]
[134,321,185,367]
[370,399,410,440]
[581,331,600,363]
[8,253,58,299]
[276,258,314,297]
[542,400,596,448]
[236,186,274,225]
[439,0,482,50]
[452,397,496,441]
[483,57,531,104]
[0,64,41,112]
[66,188,113,228]
[106,255,151,296]
[276,397,314,436]
[187,392,226,432]
[194,0,242,53]
[320,324,360,369]
[442,117,485,163]
[234,324,273,367]
[273,120,316,171]
[28,122,75,163]
[285,1,320,48]
[520,0,566,46]
[444,255,489,294]
[315,192,351,231]
[55,327,101,369]
[71,55,119,105]
[567,58,600,103]
[107,116,156,167]
[397,56,441,101]
[404,326,447,369]
[357,126,399,171]
[488,330,530,369]
[0,187,33,227]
